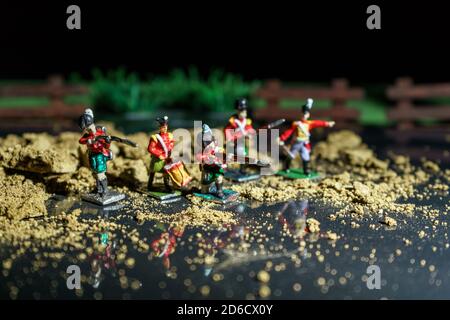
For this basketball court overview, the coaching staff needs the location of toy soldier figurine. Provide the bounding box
[147,116,174,191]
[279,98,335,178]
[224,98,284,182]
[147,116,186,202]
[225,98,256,162]
[224,98,258,181]
[194,124,239,203]
[78,108,131,206]
[199,124,226,198]
[147,116,192,201]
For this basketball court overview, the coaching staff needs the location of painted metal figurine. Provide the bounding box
[78,108,137,205]
[194,124,239,203]
[224,98,285,182]
[224,98,257,181]
[147,116,174,192]
[147,116,192,202]
[278,98,335,178]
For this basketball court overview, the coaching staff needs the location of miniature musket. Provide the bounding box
[266,119,297,158]
[95,135,139,148]
[218,153,270,167]
[260,118,286,130]
[260,118,296,159]
[280,144,296,160]
[222,118,285,163]
[239,119,285,135]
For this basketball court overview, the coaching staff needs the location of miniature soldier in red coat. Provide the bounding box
[150,226,184,270]
[147,116,175,191]
[279,98,335,175]
[196,124,227,198]
[78,108,113,197]
[224,98,256,174]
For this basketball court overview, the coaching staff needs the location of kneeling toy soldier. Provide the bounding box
[194,124,239,204]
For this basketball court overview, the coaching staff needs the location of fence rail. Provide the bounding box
[1,76,450,133]
[387,77,450,129]
[254,78,364,124]
[0,75,88,132]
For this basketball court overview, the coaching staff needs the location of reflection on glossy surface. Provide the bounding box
[89,213,118,289]
[150,224,184,270]
[1,188,450,299]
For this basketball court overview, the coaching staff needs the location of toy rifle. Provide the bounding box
[200,152,270,167]
[259,118,295,159]
[280,144,296,159]
[219,153,270,167]
[228,119,285,141]
[256,118,295,159]
[95,135,139,148]
[259,118,286,130]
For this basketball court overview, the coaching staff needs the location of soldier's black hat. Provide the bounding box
[156,116,169,126]
[302,98,314,113]
[78,113,94,130]
[235,98,248,111]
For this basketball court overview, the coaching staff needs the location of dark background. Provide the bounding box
[1,0,450,82]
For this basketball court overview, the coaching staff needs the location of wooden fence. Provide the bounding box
[387,77,450,129]
[254,78,364,125]
[1,75,450,133]
[0,75,88,132]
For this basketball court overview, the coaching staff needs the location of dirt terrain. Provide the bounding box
[0,126,448,299]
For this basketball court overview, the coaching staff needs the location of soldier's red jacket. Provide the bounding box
[224,116,256,142]
[148,132,174,160]
[195,141,226,168]
[79,127,111,156]
[280,119,329,147]
[150,226,184,269]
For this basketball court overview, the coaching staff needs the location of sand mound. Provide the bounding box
[0,174,49,220]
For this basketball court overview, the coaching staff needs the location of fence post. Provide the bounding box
[393,77,414,130]
[265,79,282,112]
[329,78,359,125]
[330,78,349,110]
[47,75,66,132]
